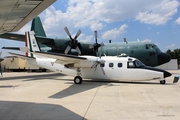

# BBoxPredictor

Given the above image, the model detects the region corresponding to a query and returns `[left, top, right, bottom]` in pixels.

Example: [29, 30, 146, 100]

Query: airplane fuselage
[27, 55, 170, 82]
[44, 39, 170, 67]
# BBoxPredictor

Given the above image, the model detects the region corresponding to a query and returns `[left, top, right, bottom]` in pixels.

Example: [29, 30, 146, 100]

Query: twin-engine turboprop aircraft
[5, 31, 174, 85]
[0, 16, 170, 67]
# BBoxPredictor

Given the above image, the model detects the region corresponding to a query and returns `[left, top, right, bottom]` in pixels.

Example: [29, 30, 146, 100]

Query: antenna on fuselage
[124, 38, 128, 44]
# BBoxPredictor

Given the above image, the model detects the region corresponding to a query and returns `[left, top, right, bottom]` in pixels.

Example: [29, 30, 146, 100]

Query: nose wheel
[74, 76, 83, 84]
[160, 80, 166, 84]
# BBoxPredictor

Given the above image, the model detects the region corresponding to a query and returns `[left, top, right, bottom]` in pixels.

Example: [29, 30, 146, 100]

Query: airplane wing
[3, 46, 87, 65]
[0, 0, 56, 33]
[34, 51, 87, 65]
[0, 33, 54, 43]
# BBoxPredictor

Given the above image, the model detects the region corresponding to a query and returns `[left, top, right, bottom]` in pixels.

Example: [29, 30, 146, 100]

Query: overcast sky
[1, 0, 180, 56]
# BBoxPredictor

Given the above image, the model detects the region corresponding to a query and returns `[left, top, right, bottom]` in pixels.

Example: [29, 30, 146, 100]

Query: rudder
[31, 16, 46, 37]
[25, 31, 41, 53]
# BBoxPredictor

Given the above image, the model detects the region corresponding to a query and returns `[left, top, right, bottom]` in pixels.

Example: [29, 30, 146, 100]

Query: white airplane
[7, 31, 174, 84]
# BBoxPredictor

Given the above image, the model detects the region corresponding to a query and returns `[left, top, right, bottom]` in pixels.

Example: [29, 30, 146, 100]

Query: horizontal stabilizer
[2, 47, 31, 53]
[19, 47, 31, 53]
[173, 75, 180, 83]
[2, 47, 20, 50]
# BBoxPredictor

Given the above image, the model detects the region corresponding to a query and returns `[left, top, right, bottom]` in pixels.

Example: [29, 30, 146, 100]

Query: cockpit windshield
[134, 60, 145, 68]
[145, 44, 161, 53]
[128, 60, 145, 68]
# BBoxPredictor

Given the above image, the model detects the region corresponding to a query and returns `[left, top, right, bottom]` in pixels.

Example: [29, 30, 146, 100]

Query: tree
[166, 49, 180, 64]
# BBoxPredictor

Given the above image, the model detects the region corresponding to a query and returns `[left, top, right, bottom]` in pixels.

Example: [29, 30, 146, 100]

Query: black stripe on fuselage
[128, 66, 172, 78]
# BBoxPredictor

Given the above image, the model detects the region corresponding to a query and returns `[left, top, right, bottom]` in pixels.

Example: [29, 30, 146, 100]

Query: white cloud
[135, 0, 179, 25]
[166, 44, 176, 48]
[41, 0, 179, 36]
[175, 17, 180, 25]
[78, 34, 93, 42]
[156, 32, 160, 34]
[141, 39, 152, 43]
[102, 24, 128, 40]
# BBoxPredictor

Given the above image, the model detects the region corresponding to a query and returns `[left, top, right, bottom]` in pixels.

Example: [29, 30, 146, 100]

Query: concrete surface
[0, 70, 180, 120]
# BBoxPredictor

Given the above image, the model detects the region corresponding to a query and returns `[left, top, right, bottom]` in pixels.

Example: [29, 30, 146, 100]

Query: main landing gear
[160, 80, 166, 84]
[74, 76, 83, 84]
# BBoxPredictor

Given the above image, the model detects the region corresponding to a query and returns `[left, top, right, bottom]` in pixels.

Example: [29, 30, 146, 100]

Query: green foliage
[166, 49, 180, 64]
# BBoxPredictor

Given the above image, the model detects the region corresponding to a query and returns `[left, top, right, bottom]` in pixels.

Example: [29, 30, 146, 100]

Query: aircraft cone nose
[158, 53, 171, 65]
[164, 71, 172, 78]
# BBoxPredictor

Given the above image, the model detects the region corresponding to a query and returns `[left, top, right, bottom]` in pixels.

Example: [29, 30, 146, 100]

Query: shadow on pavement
[0, 100, 86, 120]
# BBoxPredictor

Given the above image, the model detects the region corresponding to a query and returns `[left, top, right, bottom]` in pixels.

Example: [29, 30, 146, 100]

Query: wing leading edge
[34, 51, 87, 65]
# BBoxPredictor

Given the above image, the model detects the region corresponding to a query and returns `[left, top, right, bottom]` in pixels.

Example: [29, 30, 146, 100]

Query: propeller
[93, 31, 101, 56]
[0, 52, 4, 76]
[90, 31, 106, 75]
[64, 27, 82, 55]
[91, 55, 106, 75]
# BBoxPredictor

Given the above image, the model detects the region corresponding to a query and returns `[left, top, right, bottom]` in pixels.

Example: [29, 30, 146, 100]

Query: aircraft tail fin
[25, 31, 41, 57]
[31, 16, 46, 37]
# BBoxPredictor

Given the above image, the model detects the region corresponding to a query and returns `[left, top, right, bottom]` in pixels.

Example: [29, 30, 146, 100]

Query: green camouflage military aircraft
[0, 17, 170, 67]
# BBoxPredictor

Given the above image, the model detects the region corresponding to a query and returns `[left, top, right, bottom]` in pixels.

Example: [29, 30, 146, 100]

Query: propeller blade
[101, 66, 105, 75]
[0, 51, 2, 57]
[64, 27, 73, 40]
[74, 30, 81, 40]
[76, 46, 81, 55]
[91, 62, 98, 68]
[64, 45, 71, 54]
[94, 31, 98, 44]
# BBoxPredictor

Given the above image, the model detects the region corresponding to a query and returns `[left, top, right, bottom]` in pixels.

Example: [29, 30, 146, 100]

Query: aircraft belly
[125, 69, 163, 81]
[81, 67, 164, 82]
[27, 58, 77, 77]
[81, 67, 122, 80]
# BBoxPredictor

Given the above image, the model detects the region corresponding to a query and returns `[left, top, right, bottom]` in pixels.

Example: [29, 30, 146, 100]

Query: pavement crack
[82, 83, 101, 120]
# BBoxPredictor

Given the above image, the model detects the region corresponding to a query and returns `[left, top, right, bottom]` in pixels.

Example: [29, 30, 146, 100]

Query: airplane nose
[158, 53, 171, 65]
[164, 71, 172, 78]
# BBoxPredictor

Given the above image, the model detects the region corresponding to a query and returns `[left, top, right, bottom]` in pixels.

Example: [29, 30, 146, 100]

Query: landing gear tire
[160, 80, 166, 84]
[74, 76, 82, 84]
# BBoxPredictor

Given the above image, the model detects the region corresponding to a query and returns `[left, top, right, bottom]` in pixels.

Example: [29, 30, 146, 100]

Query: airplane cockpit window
[134, 60, 145, 68]
[146, 44, 149, 49]
[128, 60, 145, 68]
[153, 44, 161, 52]
[128, 61, 135, 68]
[109, 63, 114, 67]
[146, 44, 161, 52]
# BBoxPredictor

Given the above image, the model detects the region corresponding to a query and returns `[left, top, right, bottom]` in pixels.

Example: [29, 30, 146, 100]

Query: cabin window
[109, 63, 114, 67]
[100, 63, 105, 67]
[118, 63, 122, 68]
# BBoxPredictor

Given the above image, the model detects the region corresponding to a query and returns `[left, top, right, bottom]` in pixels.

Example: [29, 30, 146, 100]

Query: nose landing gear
[160, 80, 166, 84]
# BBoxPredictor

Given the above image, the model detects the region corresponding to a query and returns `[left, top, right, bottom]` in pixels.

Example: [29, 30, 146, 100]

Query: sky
[1, 0, 180, 57]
